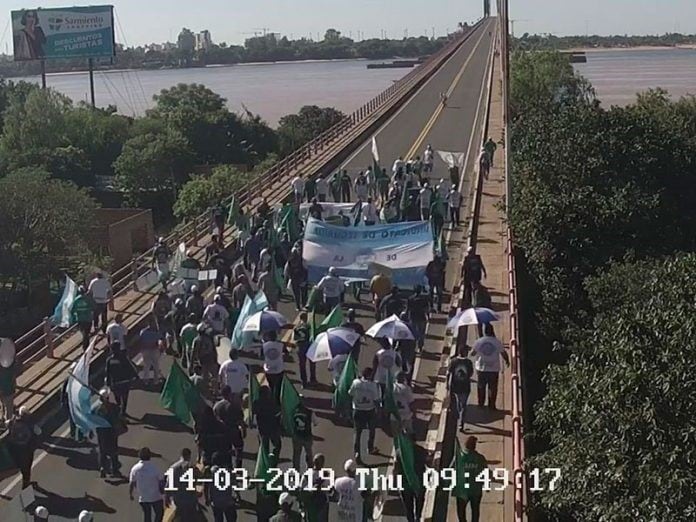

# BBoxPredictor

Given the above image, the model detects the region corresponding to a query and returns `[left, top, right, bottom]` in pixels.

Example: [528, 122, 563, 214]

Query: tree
[0, 168, 98, 295]
[324, 28, 341, 41]
[173, 165, 254, 221]
[277, 105, 345, 156]
[530, 255, 696, 521]
[113, 130, 194, 206]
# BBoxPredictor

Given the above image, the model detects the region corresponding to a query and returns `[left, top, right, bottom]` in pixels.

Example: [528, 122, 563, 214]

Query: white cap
[279, 492, 293, 506]
[191, 285, 199, 293]
[17, 406, 28, 417]
[79, 510, 94, 522]
[329, 267, 337, 276]
[216, 286, 224, 294]
[344, 459, 357, 472]
[35, 506, 49, 518]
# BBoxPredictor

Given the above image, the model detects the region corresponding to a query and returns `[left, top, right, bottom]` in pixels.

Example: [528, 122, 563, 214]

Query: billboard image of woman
[13, 9, 46, 60]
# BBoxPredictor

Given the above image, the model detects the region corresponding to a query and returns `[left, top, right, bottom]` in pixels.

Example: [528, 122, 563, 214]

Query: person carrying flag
[349, 368, 380, 463]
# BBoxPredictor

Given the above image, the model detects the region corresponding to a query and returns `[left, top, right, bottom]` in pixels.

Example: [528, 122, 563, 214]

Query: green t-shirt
[71, 295, 93, 324]
[453, 449, 487, 499]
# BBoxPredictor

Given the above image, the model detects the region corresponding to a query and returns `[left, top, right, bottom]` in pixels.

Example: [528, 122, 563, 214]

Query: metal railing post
[44, 317, 54, 358]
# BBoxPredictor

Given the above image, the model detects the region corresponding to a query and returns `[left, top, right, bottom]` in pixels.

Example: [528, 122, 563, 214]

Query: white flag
[372, 136, 380, 163]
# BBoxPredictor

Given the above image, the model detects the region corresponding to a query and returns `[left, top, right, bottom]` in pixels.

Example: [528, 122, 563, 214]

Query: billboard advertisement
[11, 5, 115, 61]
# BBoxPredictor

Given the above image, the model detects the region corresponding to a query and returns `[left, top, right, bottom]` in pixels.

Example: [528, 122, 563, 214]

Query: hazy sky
[1, 0, 695, 49]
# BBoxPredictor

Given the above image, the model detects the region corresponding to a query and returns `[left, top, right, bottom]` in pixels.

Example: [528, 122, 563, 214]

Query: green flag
[306, 286, 320, 312]
[280, 374, 302, 435]
[226, 197, 240, 226]
[246, 372, 261, 425]
[334, 354, 358, 412]
[371, 136, 383, 181]
[253, 438, 279, 494]
[317, 305, 343, 337]
[309, 309, 318, 342]
[395, 432, 423, 493]
[160, 361, 201, 425]
[383, 370, 399, 420]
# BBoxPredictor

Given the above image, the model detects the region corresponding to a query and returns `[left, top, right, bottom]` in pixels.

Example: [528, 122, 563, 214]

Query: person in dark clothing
[252, 385, 282, 457]
[6, 407, 41, 488]
[270, 493, 302, 522]
[195, 405, 230, 466]
[462, 247, 487, 305]
[206, 451, 239, 522]
[213, 386, 247, 468]
[308, 198, 323, 220]
[396, 313, 417, 384]
[407, 285, 430, 352]
[167, 448, 202, 521]
[186, 287, 205, 322]
[342, 308, 365, 361]
[339, 170, 352, 202]
[284, 247, 308, 311]
[395, 442, 426, 522]
[379, 287, 405, 319]
[447, 344, 474, 432]
[93, 389, 123, 478]
[294, 313, 316, 387]
[291, 398, 315, 471]
[426, 256, 446, 313]
[105, 342, 139, 416]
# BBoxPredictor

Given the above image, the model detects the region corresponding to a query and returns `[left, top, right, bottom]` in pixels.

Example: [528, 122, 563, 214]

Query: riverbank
[567, 44, 696, 52]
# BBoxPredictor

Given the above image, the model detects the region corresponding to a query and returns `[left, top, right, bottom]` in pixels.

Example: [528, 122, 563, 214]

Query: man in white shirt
[392, 156, 405, 176]
[363, 197, 379, 226]
[366, 166, 377, 198]
[438, 178, 452, 198]
[316, 177, 329, 202]
[202, 295, 229, 335]
[218, 349, 249, 403]
[354, 172, 369, 201]
[328, 353, 349, 387]
[334, 459, 364, 522]
[106, 314, 127, 349]
[88, 272, 112, 334]
[471, 324, 509, 410]
[448, 188, 462, 226]
[316, 267, 343, 310]
[262, 331, 285, 402]
[391, 373, 415, 435]
[372, 345, 402, 397]
[348, 367, 380, 462]
[291, 175, 306, 204]
[129, 447, 164, 521]
[423, 145, 434, 173]
[419, 183, 433, 221]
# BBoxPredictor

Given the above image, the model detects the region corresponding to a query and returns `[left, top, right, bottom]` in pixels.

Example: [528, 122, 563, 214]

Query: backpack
[451, 359, 472, 390]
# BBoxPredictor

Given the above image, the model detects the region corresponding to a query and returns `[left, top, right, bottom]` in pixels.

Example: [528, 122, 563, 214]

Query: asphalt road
[0, 19, 494, 522]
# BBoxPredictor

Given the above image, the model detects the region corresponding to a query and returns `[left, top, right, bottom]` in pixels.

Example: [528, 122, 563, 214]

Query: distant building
[177, 28, 196, 52]
[195, 30, 213, 51]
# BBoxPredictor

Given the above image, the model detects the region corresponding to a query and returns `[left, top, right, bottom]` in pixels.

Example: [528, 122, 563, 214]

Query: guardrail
[11, 20, 487, 368]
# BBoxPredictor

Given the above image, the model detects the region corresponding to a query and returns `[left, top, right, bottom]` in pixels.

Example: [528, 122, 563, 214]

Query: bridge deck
[0, 20, 510, 522]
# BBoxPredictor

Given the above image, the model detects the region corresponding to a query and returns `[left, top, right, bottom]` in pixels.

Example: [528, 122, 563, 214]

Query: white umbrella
[366, 315, 415, 341]
[447, 307, 499, 329]
[242, 310, 290, 332]
[307, 327, 361, 363]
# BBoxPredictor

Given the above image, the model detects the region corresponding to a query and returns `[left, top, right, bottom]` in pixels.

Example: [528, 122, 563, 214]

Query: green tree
[530, 255, 696, 521]
[173, 165, 254, 221]
[113, 130, 194, 206]
[0, 168, 98, 295]
[277, 105, 345, 156]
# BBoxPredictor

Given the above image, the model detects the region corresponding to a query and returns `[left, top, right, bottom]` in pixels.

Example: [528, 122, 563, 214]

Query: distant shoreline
[567, 44, 696, 53]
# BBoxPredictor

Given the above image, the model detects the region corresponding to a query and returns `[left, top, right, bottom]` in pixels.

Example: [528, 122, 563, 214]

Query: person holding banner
[363, 197, 379, 226]
[355, 172, 369, 202]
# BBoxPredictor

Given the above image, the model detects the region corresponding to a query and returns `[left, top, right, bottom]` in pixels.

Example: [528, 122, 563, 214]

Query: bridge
[0, 12, 526, 522]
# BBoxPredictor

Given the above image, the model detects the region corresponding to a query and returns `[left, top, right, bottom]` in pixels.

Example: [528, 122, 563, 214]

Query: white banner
[437, 150, 466, 169]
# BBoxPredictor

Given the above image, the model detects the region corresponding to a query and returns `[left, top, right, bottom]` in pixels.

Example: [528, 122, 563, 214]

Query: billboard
[11, 5, 115, 61]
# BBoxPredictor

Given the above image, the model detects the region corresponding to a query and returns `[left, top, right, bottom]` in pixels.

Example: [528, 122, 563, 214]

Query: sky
[1, 0, 695, 50]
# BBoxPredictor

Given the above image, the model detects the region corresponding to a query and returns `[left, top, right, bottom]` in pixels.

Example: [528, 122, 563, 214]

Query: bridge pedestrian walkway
[445, 47, 514, 522]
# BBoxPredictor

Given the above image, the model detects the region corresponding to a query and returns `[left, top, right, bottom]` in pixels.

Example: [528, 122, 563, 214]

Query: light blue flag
[231, 291, 269, 349]
[52, 275, 77, 328]
[67, 340, 110, 436]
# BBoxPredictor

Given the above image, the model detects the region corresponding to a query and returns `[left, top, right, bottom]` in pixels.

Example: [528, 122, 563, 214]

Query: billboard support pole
[88, 58, 96, 107]
[40, 60, 46, 89]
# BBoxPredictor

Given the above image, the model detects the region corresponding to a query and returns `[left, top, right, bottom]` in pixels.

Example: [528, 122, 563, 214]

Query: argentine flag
[231, 291, 269, 349]
[52, 275, 77, 328]
[67, 339, 110, 436]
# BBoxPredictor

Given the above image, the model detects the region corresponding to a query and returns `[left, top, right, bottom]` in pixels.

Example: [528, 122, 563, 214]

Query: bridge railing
[11, 21, 484, 367]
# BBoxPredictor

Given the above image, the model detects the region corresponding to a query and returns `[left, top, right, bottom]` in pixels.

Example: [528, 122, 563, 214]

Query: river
[9, 48, 696, 123]
[11, 59, 407, 125]
[574, 47, 696, 106]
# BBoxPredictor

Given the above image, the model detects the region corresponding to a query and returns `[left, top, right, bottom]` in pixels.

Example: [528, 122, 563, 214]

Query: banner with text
[302, 218, 433, 287]
[12, 6, 115, 61]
